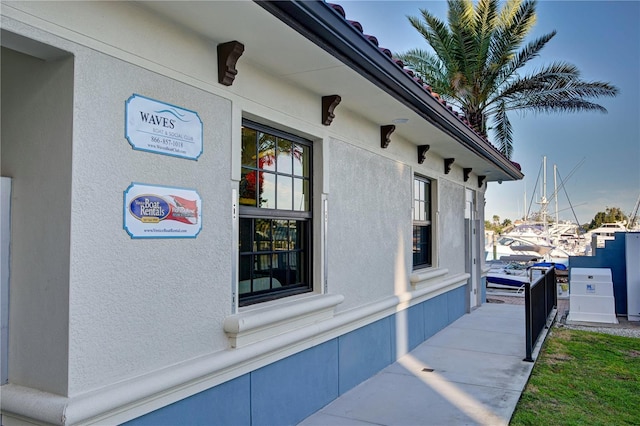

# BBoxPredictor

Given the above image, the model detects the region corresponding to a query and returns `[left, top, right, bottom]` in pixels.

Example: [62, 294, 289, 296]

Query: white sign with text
[125, 94, 203, 160]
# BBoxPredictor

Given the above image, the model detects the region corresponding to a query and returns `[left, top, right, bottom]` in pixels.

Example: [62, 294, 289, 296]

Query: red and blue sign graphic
[124, 183, 201, 238]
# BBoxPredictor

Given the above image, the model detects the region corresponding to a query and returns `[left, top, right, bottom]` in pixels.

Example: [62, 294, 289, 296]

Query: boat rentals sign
[125, 94, 203, 160]
[124, 183, 202, 239]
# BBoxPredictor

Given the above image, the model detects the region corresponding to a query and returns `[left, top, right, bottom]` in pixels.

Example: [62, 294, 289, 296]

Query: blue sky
[338, 0, 640, 225]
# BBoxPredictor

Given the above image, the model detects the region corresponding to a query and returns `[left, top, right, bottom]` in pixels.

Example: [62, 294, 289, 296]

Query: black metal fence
[523, 266, 557, 362]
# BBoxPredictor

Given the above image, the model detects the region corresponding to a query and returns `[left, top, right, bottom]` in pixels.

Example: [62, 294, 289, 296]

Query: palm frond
[493, 100, 513, 158]
[489, 0, 537, 70]
[474, 0, 499, 75]
[496, 0, 522, 28]
[506, 98, 609, 114]
[493, 62, 619, 106]
[408, 10, 455, 69]
[493, 31, 556, 89]
[402, 0, 618, 159]
[395, 49, 451, 95]
[447, 0, 477, 77]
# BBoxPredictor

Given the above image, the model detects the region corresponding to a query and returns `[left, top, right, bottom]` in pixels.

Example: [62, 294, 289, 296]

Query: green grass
[510, 327, 640, 426]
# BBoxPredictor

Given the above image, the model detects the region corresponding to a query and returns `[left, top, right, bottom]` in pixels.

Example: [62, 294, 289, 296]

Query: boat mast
[541, 156, 548, 243]
[554, 164, 559, 224]
[523, 186, 527, 221]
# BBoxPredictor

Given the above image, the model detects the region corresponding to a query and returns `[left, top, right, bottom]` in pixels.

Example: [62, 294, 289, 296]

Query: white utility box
[567, 268, 618, 324]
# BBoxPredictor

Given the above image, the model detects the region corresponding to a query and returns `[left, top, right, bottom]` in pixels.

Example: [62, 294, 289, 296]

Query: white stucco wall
[327, 138, 412, 310]
[1, 47, 73, 395]
[1, 2, 488, 417]
[438, 178, 468, 273]
[67, 50, 233, 396]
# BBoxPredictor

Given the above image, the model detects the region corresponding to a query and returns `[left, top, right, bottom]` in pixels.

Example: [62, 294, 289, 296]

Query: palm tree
[396, 0, 618, 158]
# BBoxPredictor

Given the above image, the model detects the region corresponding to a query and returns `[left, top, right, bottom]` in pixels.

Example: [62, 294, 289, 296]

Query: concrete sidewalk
[299, 303, 540, 426]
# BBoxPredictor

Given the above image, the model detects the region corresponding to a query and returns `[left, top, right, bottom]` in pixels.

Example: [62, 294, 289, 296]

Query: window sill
[409, 267, 449, 289]
[223, 293, 344, 348]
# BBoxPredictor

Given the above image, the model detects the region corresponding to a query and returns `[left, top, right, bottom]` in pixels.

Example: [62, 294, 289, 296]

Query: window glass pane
[258, 132, 276, 172]
[413, 225, 424, 265]
[290, 252, 303, 285]
[424, 181, 431, 221]
[239, 218, 252, 252]
[277, 138, 293, 175]
[293, 143, 309, 177]
[255, 254, 271, 278]
[240, 168, 257, 207]
[413, 225, 431, 266]
[258, 172, 276, 209]
[272, 219, 290, 251]
[424, 225, 432, 264]
[241, 127, 257, 168]
[293, 220, 305, 250]
[414, 179, 420, 202]
[293, 178, 309, 212]
[276, 175, 293, 210]
[255, 219, 271, 251]
[417, 200, 426, 221]
[273, 252, 290, 285]
[239, 255, 252, 293]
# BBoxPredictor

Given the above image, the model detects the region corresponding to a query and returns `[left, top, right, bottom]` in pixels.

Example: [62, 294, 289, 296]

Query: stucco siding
[1, 47, 73, 396]
[438, 178, 467, 273]
[328, 139, 412, 311]
[67, 49, 233, 395]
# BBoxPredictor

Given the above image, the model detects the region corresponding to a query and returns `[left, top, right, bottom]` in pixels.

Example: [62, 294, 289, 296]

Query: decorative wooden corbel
[380, 125, 395, 149]
[417, 145, 430, 164]
[217, 41, 244, 86]
[463, 168, 472, 182]
[444, 158, 455, 174]
[322, 95, 341, 126]
[478, 175, 487, 188]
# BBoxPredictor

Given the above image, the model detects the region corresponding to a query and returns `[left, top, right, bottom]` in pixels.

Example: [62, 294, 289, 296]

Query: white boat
[486, 255, 567, 292]
[498, 221, 588, 260]
[485, 233, 572, 265]
[586, 221, 628, 249]
[486, 259, 533, 290]
[488, 157, 590, 262]
[486, 255, 555, 290]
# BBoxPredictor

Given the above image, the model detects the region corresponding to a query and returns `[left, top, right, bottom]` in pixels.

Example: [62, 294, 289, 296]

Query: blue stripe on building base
[124, 286, 467, 426]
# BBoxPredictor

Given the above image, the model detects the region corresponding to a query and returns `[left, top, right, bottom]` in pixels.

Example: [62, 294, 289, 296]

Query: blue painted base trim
[125, 287, 467, 426]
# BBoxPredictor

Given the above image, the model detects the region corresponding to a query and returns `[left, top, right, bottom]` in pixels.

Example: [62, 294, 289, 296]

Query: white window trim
[409, 267, 448, 289]
[224, 293, 344, 348]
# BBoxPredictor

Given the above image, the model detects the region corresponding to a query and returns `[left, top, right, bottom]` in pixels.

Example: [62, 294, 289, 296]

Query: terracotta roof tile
[348, 20, 363, 33]
[364, 34, 379, 46]
[328, 3, 346, 17]
[379, 47, 393, 58]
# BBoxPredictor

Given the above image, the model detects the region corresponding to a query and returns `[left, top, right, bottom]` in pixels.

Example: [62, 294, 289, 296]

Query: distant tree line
[584, 206, 627, 230]
[485, 215, 512, 234]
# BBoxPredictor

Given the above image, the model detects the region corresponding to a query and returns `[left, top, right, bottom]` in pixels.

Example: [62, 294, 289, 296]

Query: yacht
[586, 222, 628, 249]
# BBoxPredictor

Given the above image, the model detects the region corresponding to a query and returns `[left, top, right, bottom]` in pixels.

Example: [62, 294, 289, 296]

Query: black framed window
[239, 120, 312, 305]
[413, 176, 432, 268]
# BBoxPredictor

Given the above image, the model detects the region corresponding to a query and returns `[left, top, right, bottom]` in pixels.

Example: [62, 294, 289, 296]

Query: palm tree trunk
[465, 110, 487, 137]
